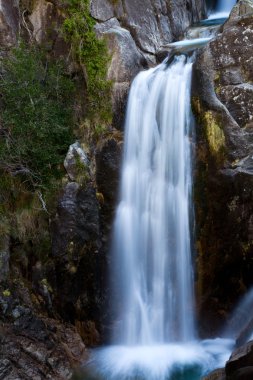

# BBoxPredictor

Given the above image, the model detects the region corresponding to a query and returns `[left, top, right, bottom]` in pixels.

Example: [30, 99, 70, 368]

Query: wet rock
[202, 368, 226, 380]
[226, 341, 253, 377]
[96, 137, 123, 227]
[228, 366, 253, 380]
[0, 0, 19, 48]
[236, 318, 253, 348]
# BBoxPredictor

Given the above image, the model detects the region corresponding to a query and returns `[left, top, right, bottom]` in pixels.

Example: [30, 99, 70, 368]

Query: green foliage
[0, 42, 75, 190]
[62, 0, 112, 127]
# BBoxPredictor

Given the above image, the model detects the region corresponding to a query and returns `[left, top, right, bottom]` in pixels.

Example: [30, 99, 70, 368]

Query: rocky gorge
[1, 0, 253, 379]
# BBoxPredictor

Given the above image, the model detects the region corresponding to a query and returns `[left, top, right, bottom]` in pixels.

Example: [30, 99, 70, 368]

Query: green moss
[2, 289, 11, 297]
[192, 97, 226, 163]
[62, 0, 113, 132]
[203, 111, 226, 157]
[75, 156, 89, 184]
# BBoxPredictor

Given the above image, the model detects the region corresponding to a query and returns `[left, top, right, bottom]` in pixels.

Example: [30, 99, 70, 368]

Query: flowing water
[83, 51, 233, 380]
[112, 56, 195, 346]
[209, 0, 236, 18]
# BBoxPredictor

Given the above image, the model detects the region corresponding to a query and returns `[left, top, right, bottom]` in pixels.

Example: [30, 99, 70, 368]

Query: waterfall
[215, 0, 236, 13]
[85, 52, 233, 380]
[112, 54, 195, 346]
[208, 0, 236, 18]
[85, 33, 235, 380]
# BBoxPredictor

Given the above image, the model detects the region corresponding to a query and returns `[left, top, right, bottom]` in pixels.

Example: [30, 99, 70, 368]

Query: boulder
[64, 142, 90, 182]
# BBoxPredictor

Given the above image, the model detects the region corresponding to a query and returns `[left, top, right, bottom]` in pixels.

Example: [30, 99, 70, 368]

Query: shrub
[0, 42, 75, 190]
[62, 0, 112, 126]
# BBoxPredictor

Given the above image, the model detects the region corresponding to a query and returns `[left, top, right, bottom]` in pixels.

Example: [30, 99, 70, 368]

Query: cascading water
[215, 0, 236, 13]
[208, 0, 236, 18]
[84, 50, 233, 380]
[83, 3, 239, 378]
[113, 55, 195, 345]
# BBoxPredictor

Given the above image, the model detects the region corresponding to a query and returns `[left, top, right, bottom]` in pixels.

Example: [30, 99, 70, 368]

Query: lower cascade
[83, 52, 234, 380]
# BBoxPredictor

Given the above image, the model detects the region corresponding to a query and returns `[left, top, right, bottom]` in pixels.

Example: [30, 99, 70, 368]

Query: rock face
[52, 181, 101, 331]
[193, 0, 253, 334]
[92, 0, 206, 128]
[0, 288, 86, 380]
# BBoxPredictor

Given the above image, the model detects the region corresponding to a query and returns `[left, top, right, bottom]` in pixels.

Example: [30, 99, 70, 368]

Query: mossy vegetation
[62, 0, 113, 131]
[0, 41, 75, 264]
[0, 42, 75, 190]
[203, 111, 226, 157]
[192, 97, 226, 163]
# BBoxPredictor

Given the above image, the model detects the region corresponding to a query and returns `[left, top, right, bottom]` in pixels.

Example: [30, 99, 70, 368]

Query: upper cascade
[210, 0, 236, 18]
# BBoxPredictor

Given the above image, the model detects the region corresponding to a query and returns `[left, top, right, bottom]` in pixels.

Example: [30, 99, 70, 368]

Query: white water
[209, 0, 236, 19]
[224, 288, 253, 340]
[112, 55, 195, 345]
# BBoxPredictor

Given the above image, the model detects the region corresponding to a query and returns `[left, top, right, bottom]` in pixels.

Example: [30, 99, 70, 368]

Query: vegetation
[0, 42, 75, 263]
[0, 42, 75, 190]
[62, 0, 112, 127]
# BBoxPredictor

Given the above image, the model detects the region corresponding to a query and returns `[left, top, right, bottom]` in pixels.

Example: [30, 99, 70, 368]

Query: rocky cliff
[0, 0, 206, 378]
[192, 0, 253, 336]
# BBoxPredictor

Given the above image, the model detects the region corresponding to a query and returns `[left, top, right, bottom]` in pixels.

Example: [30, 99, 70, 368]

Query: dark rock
[156, 49, 170, 63]
[0, 315, 86, 380]
[202, 368, 226, 380]
[95, 136, 123, 339]
[52, 182, 101, 333]
[96, 137, 123, 209]
[236, 318, 253, 348]
[226, 341, 253, 377]
[0, 235, 9, 282]
[229, 366, 253, 380]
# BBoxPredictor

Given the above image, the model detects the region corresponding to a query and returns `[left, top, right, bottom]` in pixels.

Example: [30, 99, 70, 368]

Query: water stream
[112, 56, 195, 346]
[82, 1, 237, 379]
[209, 0, 236, 18]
